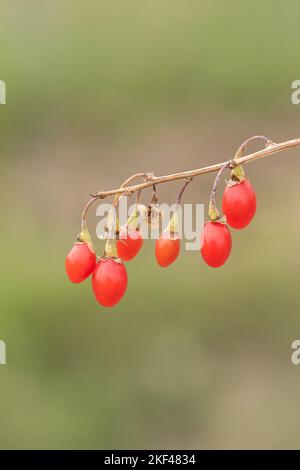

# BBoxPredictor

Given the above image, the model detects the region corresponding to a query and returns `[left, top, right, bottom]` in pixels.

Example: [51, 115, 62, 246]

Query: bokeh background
[1, 0, 300, 449]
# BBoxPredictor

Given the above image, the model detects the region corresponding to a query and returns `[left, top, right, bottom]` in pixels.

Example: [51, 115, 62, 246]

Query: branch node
[124, 187, 134, 197]
[145, 172, 155, 182]
[266, 139, 276, 148]
[228, 159, 236, 169]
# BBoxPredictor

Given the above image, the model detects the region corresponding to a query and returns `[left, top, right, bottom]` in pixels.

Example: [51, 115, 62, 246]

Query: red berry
[201, 221, 232, 268]
[222, 179, 256, 229]
[117, 228, 143, 261]
[155, 233, 180, 267]
[92, 258, 128, 307]
[65, 242, 96, 283]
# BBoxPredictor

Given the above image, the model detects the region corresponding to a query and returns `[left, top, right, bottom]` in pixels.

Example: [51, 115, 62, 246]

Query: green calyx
[165, 207, 179, 234]
[104, 238, 118, 258]
[126, 205, 140, 229]
[208, 201, 220, 222]
[231, 163, 246, 182]
[78, 224, 94, 251]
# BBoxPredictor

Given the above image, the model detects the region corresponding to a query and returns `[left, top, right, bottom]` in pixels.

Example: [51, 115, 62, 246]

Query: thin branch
[176, 177, 193, 204]
[91, 137, 300, 200]
[234, 135, 274, 159]
[81, 172, 147, 228]
[209, 161, 231, 220]
[111, 172, 148, 208]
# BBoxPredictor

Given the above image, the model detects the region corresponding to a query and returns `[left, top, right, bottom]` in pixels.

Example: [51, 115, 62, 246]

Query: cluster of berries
[202, 174, 256, 268]
[66, 161, 256, 308]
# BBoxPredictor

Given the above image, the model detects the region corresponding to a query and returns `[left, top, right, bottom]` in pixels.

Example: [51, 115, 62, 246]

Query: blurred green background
[1, 0, 300, 449]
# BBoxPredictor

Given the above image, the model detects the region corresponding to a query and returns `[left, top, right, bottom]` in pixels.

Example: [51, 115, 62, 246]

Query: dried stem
[90, 137, 300, 200]
[76, 135, 300, 255]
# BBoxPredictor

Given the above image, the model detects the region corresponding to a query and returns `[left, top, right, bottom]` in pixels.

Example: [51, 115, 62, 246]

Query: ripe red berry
[117, 228, 143, 261]
[92, 257, 128, 307]
[201, 221, 232, 268]
[65, 242, 96, 283]
[222, 179, 256, 229]
[155, 233, 180, 267]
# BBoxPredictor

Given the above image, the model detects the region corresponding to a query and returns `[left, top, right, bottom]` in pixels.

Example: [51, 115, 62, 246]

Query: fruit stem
[176, 178, 193, 204]
[80, 173, 147, 253]
[234, 135, 274, 160]
[81, 173, 147, 228]
[150, 184, 158, 205]
[81, 196, 98, 230]
[208, 161, 230, 221]
[104, 175, 149, 259]
[232, 135, 274, 182]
